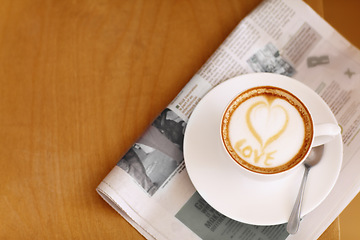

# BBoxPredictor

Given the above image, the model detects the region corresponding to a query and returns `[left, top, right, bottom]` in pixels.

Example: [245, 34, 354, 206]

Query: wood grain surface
[0, 0, 355, 239]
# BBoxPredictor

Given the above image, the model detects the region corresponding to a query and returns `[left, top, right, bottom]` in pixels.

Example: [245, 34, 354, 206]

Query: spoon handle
[286, 167, 310, 234]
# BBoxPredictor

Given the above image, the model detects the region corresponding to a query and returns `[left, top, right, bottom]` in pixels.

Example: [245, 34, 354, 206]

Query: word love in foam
[234, 95, 290, 166]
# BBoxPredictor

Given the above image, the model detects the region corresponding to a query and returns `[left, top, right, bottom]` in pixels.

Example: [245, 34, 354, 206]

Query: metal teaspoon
[286, 145, 325, 234]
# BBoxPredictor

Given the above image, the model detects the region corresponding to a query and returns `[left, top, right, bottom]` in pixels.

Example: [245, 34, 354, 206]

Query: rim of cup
[220, 85, 315, 178]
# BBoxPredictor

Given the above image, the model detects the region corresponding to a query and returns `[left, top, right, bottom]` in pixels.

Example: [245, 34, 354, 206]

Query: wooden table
[1, 0, 354, 239]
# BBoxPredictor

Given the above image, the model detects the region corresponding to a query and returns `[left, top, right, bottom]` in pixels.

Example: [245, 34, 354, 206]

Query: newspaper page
[97, 0, 360, 239]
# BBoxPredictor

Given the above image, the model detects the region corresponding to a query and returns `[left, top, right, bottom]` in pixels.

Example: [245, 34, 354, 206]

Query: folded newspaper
[97, 0, 360, 239]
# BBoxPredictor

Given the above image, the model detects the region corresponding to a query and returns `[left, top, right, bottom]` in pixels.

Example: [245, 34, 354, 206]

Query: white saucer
[183, 73, 343, 225]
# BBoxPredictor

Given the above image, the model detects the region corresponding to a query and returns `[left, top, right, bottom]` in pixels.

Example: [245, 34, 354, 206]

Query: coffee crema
[221, 86, 313, 174]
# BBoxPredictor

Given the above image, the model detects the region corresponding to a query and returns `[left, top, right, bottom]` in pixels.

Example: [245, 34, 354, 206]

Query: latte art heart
[221, 86, 313, 174]
[247, 98, 289, 150]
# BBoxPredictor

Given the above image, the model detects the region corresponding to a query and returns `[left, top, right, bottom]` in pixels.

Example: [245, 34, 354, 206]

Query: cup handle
[313, 123, 341, 147]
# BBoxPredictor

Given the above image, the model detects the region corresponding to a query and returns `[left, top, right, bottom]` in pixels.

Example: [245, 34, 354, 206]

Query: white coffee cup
[220, 84, 340, 179]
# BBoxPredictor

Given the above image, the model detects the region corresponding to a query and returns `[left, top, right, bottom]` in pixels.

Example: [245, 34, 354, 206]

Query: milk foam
[223, 88, 310, 172]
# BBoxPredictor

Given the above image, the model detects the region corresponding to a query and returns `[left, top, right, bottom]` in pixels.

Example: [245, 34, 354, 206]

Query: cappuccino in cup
[221, 86, 314, 175]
